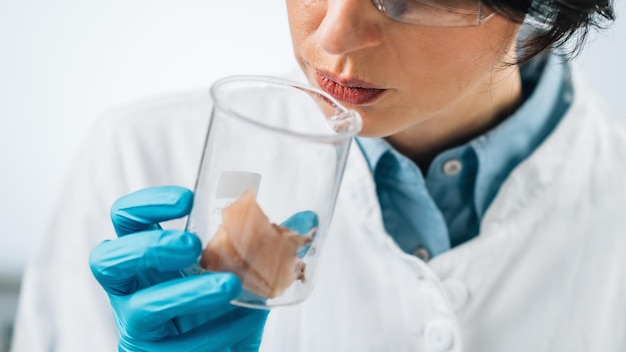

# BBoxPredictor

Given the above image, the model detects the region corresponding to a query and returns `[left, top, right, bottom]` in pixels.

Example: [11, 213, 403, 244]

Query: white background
[0, 0, 625, 279]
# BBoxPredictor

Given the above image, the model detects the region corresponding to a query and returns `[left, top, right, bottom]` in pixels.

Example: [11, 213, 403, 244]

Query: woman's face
[286, 0, 522, 139]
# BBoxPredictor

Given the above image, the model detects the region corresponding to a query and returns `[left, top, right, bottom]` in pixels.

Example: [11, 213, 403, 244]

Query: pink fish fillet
[200, 190, 312, 298]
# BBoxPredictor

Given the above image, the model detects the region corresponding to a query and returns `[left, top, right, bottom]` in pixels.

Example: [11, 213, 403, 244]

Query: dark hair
[483, 0, 616, 63]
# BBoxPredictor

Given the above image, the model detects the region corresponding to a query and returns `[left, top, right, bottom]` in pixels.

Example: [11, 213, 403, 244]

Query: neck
[386, 63, 523, 173]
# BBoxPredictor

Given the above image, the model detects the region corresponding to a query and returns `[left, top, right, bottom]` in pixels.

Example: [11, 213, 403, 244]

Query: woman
[12, 0, 623, 351]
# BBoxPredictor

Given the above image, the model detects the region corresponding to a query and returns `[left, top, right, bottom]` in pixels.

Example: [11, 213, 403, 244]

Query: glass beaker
[184, 75, 362, 309]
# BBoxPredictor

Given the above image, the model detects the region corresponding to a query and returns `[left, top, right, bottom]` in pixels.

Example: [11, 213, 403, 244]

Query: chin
[354, 118, 397, 139]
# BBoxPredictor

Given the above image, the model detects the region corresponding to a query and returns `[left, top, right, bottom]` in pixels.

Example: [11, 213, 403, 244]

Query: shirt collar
[356, 136, 396, 174]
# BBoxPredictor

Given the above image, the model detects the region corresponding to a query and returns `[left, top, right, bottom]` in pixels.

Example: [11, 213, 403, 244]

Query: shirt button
[443, 159, 462, 176]
[424, 320, 455, 351]
[412, 245, 431, 262]
[563, 92, 573, 102]
[442, 279, 469, 311]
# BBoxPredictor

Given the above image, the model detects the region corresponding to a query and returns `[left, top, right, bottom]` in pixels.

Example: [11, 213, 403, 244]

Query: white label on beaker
[211, 171, 262, 216]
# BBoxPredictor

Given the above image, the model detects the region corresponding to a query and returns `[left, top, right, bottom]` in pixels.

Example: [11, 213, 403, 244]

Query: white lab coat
[11, 73, 626, 351]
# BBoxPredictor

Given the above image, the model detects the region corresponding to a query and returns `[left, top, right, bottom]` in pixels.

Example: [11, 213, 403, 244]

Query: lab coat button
[442, 279, 469, 311]
[424, 321, 455, 351]
[443, 159, 462, 175]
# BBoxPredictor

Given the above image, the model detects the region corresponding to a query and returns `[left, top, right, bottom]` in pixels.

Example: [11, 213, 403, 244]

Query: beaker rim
[210, 75, 363, 143]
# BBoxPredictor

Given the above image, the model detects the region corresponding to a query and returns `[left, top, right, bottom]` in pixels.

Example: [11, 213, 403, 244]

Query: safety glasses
[370, 0, 496, 27]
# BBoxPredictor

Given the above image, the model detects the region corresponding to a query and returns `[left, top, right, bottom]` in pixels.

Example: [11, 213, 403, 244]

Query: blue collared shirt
[356, 53, 573, 259]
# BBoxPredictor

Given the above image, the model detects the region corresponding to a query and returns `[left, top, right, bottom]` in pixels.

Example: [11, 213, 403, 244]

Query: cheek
[395, 23, 517, 105]
[378, 36, 478, 119]
[360, 25, 518, 136]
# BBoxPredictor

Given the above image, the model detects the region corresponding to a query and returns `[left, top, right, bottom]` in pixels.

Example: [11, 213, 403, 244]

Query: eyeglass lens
[373, 0, 494, 27]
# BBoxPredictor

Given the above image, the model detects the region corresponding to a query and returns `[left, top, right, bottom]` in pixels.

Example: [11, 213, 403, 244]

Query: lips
[314, 71, 386, 105]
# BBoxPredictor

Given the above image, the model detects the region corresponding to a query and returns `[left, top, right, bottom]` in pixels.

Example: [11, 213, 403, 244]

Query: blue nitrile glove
[90, 186, 266, 352]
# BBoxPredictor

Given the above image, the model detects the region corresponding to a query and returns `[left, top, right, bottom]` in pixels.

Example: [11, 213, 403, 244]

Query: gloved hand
[90, 186, 268, 352]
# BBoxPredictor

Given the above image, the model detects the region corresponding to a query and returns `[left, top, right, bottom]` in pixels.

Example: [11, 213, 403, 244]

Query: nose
[315, 0, 383, 56]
